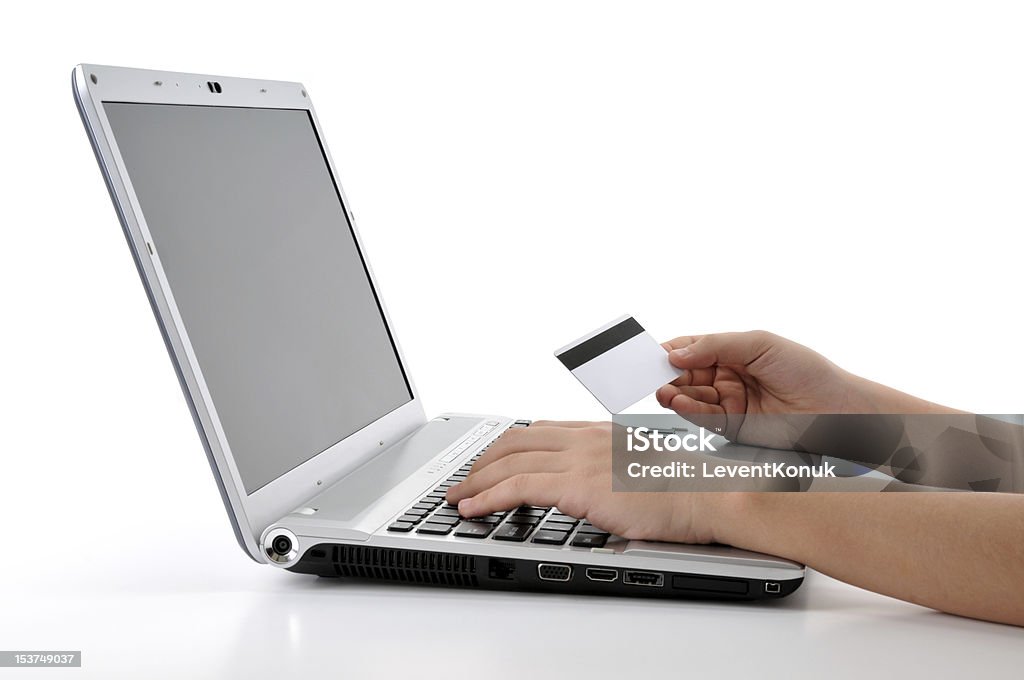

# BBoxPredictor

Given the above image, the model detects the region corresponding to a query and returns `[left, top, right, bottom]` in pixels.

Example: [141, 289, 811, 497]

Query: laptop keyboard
[386, 420, 612, 549]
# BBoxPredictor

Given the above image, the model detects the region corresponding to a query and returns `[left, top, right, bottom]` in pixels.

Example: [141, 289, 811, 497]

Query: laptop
[73, 64, 804, 600]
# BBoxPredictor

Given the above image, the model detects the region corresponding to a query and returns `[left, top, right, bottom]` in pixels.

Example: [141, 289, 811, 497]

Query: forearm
[843, 371, 963, 415]
[713, 492, 1024, 626]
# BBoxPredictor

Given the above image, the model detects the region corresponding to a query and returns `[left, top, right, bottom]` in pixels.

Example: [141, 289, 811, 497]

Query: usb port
[623, 570, 664, 587]
[585, 568, 618, 582]
[765, 582, 781, 594]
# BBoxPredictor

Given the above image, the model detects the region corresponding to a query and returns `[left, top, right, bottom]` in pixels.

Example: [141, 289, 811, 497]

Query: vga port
[537, 563, 572, 581]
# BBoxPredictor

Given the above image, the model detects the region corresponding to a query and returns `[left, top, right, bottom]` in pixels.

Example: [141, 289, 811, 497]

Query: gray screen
[104, 102, 413, 494]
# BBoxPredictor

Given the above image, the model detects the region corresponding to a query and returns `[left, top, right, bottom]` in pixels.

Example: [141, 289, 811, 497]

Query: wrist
[840, 371, 956, 414]
[707, 492, 805, 560]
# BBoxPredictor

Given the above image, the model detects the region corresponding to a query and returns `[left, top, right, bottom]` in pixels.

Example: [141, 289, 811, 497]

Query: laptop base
[287, 543, 804, 601]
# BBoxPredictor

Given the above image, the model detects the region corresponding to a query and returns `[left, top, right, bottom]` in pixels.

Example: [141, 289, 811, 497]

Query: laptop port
[623, 570, 664, 587]
[585, 568, 618, 582]
[765, 582, 781, 594]
[488, 558, 515, 581]
[537, 563, 572, 582]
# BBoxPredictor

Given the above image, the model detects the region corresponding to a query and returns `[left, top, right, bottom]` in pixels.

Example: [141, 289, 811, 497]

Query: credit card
[554, 315, 684, 414]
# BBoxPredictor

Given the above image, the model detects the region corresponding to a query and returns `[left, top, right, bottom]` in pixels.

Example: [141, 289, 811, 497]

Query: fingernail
[670, 348, 692, 360]
[458, 498, 473, 514]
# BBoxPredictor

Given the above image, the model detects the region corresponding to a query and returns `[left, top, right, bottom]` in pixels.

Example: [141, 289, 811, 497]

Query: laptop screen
[103, 102, 413, 495]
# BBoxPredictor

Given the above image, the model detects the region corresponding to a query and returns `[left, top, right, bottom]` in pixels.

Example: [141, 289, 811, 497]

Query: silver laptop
[73, 64, 804, 600]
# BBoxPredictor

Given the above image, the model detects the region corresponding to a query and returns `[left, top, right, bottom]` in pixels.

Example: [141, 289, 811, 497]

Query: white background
[2, 1, 1023, 677]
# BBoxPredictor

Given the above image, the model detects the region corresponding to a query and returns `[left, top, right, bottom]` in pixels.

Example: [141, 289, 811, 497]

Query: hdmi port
[585, 568, 618, 582]
[623, 570, 664, 587]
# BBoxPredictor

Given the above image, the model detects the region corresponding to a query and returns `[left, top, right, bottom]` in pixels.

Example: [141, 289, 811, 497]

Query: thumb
[668, 331, 775, 370]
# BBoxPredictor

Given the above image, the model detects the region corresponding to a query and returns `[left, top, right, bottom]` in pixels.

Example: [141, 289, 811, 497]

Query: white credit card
[554, 315, 684, 414]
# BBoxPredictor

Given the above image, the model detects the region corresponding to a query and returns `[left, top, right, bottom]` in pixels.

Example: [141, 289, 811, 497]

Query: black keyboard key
[506, 515, 541, 525]
[463, 514, 503, 524]
[424, 492, 447, 501]
[453, 522, 494, 538]
[576, 525, 610, 535]
[397, 513, 425, 523]
[412, 502, 437, 512]
[531, 530, 569, 545]
[513, 507, 548, 517]
[539, 521, 577, 533]
[387, 521, 415, 532]
[570, 532, 609, 548]
[425, 514, 460, 526]
[433, 507, 462, 518]
[416, 523, 453, 535]
[549, 513, 579, 523]
[493, 523, 533, 542]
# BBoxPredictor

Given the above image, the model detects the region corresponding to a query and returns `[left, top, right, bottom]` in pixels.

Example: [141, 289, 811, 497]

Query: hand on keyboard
[445, 420, 731, 545]
[388, 421, 611, 547]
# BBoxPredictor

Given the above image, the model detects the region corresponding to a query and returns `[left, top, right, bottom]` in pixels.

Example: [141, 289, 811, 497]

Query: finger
[668, 392, 726, 417]
[667, 331, 775, 369]
[656, 384, 678, 408]
[456, 473, 565, 517]
[662, 335, 703, 351]
[447, 451, 566, 503]
[668, 366, 716, 387]
[657, 384, 719, 409]
[472, 426, 573, 472]
[674, 385, 721, 404]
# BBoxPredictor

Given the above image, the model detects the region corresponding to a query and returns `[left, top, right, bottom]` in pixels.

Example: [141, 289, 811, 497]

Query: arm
[446, 425, 1024, 626]
[657, 331, 1023, 491]
[721, 491, 1024, 626]
[447, 331, 1024, 625]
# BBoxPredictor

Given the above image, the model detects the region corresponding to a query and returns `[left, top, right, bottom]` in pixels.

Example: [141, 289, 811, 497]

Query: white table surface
[4, 518, 1023, 680]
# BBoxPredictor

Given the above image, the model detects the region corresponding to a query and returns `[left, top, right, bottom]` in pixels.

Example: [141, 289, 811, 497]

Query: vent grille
[333, 546, 479, 587]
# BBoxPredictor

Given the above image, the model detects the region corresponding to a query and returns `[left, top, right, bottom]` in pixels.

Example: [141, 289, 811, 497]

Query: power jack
[765, 582, 781, 594]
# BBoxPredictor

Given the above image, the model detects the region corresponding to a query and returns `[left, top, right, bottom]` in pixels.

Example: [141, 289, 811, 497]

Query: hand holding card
[554, 315, 683, 413]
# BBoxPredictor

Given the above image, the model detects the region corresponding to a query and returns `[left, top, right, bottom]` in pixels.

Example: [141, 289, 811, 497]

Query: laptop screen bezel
[74, 64, 427, 562]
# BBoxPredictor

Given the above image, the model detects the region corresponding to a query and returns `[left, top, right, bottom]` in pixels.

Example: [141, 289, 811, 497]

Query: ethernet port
[488, 558, 516, 581]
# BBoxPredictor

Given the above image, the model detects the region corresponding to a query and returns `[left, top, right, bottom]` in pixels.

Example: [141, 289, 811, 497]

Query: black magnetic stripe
[556, 317, 645, 371]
